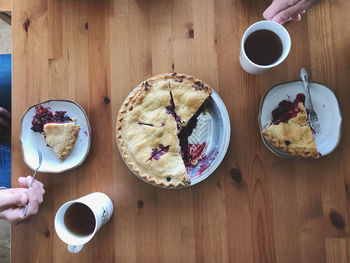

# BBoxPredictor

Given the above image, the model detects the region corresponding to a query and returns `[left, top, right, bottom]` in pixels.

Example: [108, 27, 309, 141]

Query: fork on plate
[300, 68, 321, 134]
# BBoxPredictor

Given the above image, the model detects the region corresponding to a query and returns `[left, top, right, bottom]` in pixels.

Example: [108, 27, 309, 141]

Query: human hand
[0, 107, 11, 134]
[263, 0, 320, 24]
[0, 176, 45, 224]
[0, 188, 28, 224]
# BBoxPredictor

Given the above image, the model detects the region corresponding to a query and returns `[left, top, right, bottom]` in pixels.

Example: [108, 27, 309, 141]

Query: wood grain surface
[11, 0, 350, 262]
[0, 0, 10, 12]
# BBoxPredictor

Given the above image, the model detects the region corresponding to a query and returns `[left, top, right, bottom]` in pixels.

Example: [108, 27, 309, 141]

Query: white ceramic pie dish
[117, 90, 231, 189]
[20, 100, 91, 173]
[259, 81, 342, 158]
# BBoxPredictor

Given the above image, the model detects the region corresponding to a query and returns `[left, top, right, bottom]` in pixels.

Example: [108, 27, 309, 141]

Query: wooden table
[11, 0, 350, 262]
[0, 0, 10, 12]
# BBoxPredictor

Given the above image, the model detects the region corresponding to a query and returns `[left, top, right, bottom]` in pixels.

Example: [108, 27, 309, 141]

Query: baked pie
[31, 105, 80, 160]
[261, 93, 319, 159]
[116, 73, 212, 187]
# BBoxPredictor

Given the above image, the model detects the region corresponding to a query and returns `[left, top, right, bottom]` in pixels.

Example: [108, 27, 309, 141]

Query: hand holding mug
[263, 0, 321, 24]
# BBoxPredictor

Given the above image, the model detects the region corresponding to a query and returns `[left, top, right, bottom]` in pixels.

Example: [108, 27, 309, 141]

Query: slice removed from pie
[261, 93, 319, 159]
[44, 122, 80, 161]
[117, 73, 212, 187]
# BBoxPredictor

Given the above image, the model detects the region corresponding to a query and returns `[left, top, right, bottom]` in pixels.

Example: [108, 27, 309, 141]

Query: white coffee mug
[54, 192, 114, 253]
[239, 20, 291, 74]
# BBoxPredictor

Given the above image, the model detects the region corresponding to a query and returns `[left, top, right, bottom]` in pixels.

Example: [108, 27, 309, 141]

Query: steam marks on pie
[31, 105, 80, 161]
[116, 73, 213, 187]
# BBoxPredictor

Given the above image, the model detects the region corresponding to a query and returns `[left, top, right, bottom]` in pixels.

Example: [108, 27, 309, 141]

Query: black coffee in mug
[244, 29, 283, 66]
[64, 203, 96, 236]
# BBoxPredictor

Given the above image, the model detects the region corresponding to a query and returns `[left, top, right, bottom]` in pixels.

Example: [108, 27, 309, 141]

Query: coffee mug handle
[67, 244, 84, 253]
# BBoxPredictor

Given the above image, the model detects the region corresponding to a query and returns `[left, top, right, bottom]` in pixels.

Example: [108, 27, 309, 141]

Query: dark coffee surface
[64, 203, 96, 236]
[244, 29, 283, 66]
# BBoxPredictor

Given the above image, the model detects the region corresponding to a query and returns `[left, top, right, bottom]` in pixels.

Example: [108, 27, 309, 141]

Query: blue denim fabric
[0, 54, 11, 188]
[0, 142, 11, 188]
[0, 54, 11, 111]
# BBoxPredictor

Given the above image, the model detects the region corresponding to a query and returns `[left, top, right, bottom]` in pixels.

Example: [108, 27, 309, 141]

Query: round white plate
[117, 90, 231, 189]
[259, 81, 342, 158]
[21, 100, 91, 173]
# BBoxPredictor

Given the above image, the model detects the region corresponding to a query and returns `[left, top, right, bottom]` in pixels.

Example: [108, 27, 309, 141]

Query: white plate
[21, 100, 91, 173]
[117, 90, 231, 189]
[259, 81, 342, 158]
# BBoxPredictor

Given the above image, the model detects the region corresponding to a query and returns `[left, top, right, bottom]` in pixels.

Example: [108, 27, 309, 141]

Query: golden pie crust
[44, 122, 80, 161]
[262, 102, 319, 159]
[116, 73, 212, 187]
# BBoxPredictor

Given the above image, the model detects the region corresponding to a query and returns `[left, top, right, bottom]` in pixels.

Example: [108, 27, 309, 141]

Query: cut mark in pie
[165, 85, 182, 127]
[262, 93, 320, 159]
[138, 122, 154, 127]
[31, 105, 80, 161]
[116, 73, 212, 187]
[149, 144, 170, 161]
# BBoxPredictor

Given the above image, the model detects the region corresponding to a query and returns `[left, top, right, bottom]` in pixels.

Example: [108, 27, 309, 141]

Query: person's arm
[263, 0, 320, 24]
[0, 176, 45, 224]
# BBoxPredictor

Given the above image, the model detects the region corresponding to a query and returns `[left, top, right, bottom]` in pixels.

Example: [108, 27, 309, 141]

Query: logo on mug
[101, 206, 109, 226]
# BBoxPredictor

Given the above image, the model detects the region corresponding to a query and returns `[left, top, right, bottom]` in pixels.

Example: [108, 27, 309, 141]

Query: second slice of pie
[262, 93, 319, 159]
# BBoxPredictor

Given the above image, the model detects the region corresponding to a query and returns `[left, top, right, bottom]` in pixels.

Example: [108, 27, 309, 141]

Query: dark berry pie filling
[178, 102, 207, 167]
[186, 143, 207, 167]
[31, 105, 73, 133]
[272, 93, 305, 125]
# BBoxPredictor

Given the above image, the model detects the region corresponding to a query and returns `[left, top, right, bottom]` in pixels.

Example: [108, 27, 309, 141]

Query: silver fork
[300, 68, 321, 134]
[23, 149, 43, 217]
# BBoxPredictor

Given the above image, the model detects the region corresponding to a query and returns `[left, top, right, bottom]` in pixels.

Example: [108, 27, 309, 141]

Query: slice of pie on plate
[31, 105, 80, 161]
[116, 73, 212, 187]
[261, 93, 319, 159]
[44, 122, 80, 161]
